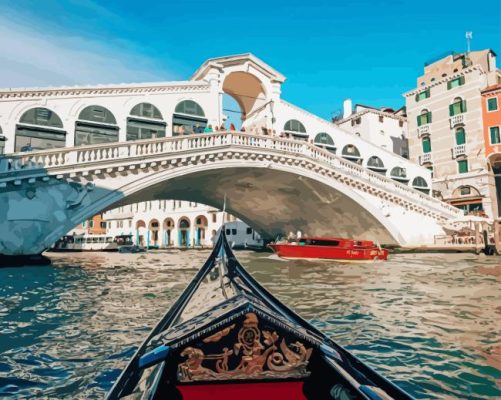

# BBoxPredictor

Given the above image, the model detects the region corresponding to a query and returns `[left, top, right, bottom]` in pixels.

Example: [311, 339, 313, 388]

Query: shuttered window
[422, 137, 431, 153]
[455, 128, 466, 145]
[458, 160, 468, 174]
[447, 76, 465, 90]
[490, 127, 501, 144]
[417, 111, 432, 126]
[487, 98, 498, 111]
[449, 100, 467, 116]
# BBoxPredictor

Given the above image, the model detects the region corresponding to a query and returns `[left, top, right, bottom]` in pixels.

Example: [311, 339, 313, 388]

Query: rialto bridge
[0, 131, 462, 256]
[0, 54, 462, 256]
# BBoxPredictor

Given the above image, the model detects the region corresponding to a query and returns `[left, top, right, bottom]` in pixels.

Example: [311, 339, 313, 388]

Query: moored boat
[268, 237, 389, 261]
[106, 232, 411, 399]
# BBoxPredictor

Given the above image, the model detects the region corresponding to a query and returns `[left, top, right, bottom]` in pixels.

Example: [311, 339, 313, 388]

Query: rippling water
[0, 250, 500, 399]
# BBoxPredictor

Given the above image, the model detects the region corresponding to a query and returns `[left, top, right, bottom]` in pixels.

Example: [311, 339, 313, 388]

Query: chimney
[343, 99, 352, 119]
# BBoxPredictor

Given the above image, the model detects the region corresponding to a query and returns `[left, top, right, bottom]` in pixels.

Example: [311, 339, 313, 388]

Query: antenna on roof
[465, 32, 473, 54]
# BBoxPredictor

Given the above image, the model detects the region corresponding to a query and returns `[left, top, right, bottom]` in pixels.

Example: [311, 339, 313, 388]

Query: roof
[335, 106, 407, 124]
[191, 53, 286, 83]
[482, 84, 501, 95]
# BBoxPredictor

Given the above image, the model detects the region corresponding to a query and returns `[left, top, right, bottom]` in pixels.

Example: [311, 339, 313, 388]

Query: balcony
[452, 144, 466, 158]
[417, 124, 431, 138]
[450, 113, 465, 128]
[419, 153, 432, 165]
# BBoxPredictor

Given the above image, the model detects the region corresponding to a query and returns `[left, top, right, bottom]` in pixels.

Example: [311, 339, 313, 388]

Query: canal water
[0, 250, 500, 399]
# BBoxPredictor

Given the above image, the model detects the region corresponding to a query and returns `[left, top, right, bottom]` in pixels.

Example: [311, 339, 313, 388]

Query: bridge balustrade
[0, 131, 461, 218]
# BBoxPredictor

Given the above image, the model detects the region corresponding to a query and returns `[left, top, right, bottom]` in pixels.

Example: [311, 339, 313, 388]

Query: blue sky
[0, 0, 499, 121]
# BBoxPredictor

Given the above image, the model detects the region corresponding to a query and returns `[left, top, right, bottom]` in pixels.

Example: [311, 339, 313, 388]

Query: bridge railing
[0, 131, 461, 218]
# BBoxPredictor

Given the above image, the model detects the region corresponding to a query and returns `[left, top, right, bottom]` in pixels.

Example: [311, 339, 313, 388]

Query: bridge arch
[15, 107, 66, 152]
[127, 102, 166, 141]
[75, 105, 119, 146]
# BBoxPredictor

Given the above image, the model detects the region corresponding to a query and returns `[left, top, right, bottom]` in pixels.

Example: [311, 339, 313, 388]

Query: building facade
[335, 99, 409, 159]
[404, 50, 501, 218]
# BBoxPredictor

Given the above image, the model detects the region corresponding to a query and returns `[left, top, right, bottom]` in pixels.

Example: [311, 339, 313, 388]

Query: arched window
[0, 125, 6, 155]
[173, 100, 207, 136]
[455, 128, 466, 145]
[15, 107, 66, 152]
[417, 109, 432, 126]
[367, 156, 386, 174]
[422, 137, 431, 153]
[341, 144, 361, 162]
[449, 97, 467, 116]
[390, 166, 409, 183]
[283, 119, 308, 140]
[412, 176, 430, 194]
[75, 105, 118, 146]
[179, 218, 190, 229]
[127, 103, 166, 141]
[313, 132, 336, 153]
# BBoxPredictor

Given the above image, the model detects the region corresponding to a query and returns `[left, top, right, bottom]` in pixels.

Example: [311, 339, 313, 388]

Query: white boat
[49, 234, 134, 252]
[218, 221, 265, 250]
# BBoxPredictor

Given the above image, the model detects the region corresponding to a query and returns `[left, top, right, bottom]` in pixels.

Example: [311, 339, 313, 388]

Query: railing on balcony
[417, 124, 431, 138]
[0, 131, 462, 218]
[453, 144, 466, 158]
[450, 113, 465, 128]
[420, 153, 432, 164]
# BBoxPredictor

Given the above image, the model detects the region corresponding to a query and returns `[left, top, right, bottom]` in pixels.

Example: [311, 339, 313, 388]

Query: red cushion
[177, 381, 306, 400]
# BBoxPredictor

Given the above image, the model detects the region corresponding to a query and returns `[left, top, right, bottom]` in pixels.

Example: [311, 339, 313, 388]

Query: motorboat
[106, 232, 411, 399]
[268, 237, 388, 262]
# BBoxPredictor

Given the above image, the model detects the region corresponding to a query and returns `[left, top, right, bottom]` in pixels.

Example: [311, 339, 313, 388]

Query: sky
[0, 0, 500, 121]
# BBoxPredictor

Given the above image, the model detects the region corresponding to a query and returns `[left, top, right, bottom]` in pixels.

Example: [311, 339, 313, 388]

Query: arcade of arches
[134, 215, 210, 247]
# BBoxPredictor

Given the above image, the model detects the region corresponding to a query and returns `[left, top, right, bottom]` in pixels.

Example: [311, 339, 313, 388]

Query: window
[173, 100, 207, 135]
[427, 166, 433, 178]
[449, 98, 467, 116]
[283, 119, 308, 140]
[458, 160, 468, 174]
[313, 132, 335, 153]
[390, 167, 408, 182]
[75, 105, 118, 146]
[100, 222, 106, 229]
[422, 137, 431, 153]
[460, 186, 471, 195]
[455, 128, 466, 145]
[416, 89, 430, 102]
[488, 98, 498, 112]
[490, 127, 501, 144]
[379, 115, 384, 123]
[367, 156, 385, 172]
[89, 220, 94, 228]
[246, 227, 252, 234]
[417, 110, 432, 126]
[412, 176, 429, 194]
[341, 144, 361, 160]
[15, 107, 66, 152]
[232, 229, 237, 235]
[226, 228, 231, 235]
[447, 76, 465, 90]
[127, 103, 166, 141]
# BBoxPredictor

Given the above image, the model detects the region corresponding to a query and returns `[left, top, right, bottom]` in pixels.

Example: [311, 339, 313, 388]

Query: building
[404, 49, 501, 217]
[335, 99, 409, 158]
[482, 84, 501, 214]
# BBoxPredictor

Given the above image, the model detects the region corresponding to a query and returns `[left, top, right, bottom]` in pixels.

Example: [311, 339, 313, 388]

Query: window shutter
[449, 104, 454, 116]
[462, 100, 467, 112]
[417, 116, 421, 127]
[447, 81, 452, 90]
[428, 112, 432, 123]
[459, 76, 465, 85]
[415, 93, 419, 102]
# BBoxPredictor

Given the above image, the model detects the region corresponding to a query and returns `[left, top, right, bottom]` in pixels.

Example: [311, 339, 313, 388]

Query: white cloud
[0, 15, 175, 89]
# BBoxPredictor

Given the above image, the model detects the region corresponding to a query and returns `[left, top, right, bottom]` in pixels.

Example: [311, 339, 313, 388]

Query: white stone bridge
[0, 132, 461, 256]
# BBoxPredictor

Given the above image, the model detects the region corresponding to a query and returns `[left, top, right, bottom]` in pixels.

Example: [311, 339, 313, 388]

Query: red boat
[268, 237, 388, 261]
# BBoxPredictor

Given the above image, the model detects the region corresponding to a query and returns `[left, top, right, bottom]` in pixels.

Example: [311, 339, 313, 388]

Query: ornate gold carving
[177, 313, 312, 382]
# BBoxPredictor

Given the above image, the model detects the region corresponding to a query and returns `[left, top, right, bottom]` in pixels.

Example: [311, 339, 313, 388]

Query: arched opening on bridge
[390, 166, 409, 184]
[367, 156, 386, 174]
[313, 132, 336, 154]
[172, 100, 207, 136]
[149, 219, 160, 247]
[163, 218, 174, 247]
[412, 176, 430, 195]
[178, 217, 191, 247]
[75, 105, 119, 146]
[15, 107, 66, 152]
[342, 144, 362, 163]
[136, 220, 146, 246]
[0, 125, 5, 155]
[127, 103, 166, 141]
[283, 119, 308, 141]
[195, 215, 208, 246]
[222, 71, 268, 133]
[450, 185, 483, 214]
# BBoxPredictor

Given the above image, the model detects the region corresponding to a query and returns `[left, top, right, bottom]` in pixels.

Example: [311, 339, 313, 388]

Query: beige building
[404, 49, 501, 218]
